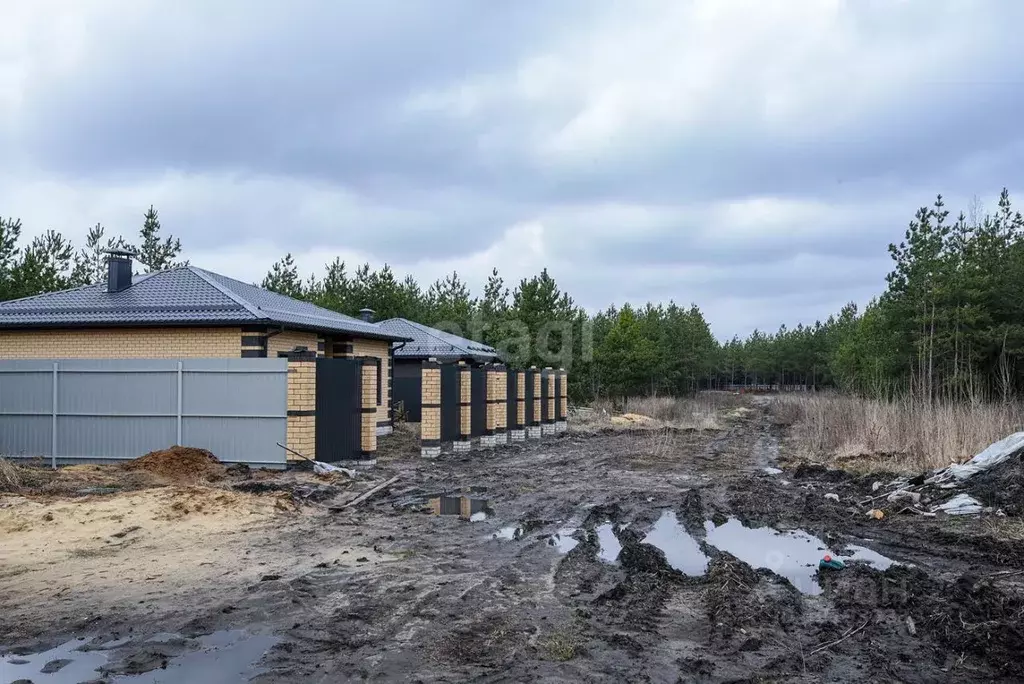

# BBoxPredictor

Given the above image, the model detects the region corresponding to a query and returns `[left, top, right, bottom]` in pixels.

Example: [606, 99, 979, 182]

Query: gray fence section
[0, 358, 288, 468]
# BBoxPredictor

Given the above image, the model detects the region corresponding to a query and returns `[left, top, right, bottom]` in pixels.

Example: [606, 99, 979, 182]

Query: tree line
[6, 189, 1024, 403]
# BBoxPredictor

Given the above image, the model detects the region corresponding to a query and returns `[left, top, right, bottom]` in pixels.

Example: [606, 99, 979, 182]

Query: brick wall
[267, 330, 320, 358]
[421, 363, 441, 444]
[516, 371, 526, 427]
[360, 359, 378, 456]
[460, 364, 472, 438]
[286, 355, 317, 461]
[0, 327, 242, 359]
[531, 367, 542, 424]
[351, 339, 391, 428]
[545, 367, 556, 423]
[559, 368, 569, 420]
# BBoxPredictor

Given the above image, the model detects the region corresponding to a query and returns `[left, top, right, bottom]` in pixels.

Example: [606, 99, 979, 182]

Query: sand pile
[123, 446, 226, 483]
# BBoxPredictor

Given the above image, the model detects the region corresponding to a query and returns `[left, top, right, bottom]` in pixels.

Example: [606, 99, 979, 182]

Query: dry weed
[578, 394, 730, 433]
[0, 456, 21, 491]
[773, 394, 1024, 472]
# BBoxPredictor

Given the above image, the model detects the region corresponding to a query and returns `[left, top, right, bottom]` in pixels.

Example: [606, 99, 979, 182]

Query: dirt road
[3, 401, 1024, 682]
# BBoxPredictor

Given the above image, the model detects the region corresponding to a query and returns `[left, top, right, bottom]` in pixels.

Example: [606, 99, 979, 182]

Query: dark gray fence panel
[0, 358, 287, 468]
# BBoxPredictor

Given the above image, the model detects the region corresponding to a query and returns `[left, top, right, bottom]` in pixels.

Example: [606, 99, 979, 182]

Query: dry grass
[574, 393, 739, 433]
[772, 394, 1024, 472]
[0, 456, 21, 491]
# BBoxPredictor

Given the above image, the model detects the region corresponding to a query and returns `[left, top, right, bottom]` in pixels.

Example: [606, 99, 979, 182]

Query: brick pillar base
[510, 429, 526, 441]
[421, 446, 441, 459]
[541, 423, 555, 436]
[453, 439, 471, 453]
[527, 426, 542, 439]
[376, 425, 393, 436]
[556, 421, 568, 433]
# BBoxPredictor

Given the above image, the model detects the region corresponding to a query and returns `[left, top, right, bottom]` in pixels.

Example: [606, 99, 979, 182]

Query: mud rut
[7, 404, 1024, 683]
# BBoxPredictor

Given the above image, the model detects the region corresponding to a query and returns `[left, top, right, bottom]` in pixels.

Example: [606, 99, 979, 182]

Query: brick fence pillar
[494, 365, 508, 446]
[510, 370, 526, 441]
[454, 362, 472, 453]
[527, 366, 542, 438]
[557, 367, 569, 433]
[359, 358, 378, 464]
[285, 348, 317, 463]
[542, 367, 556, 436]
[421, 359, 442, 458]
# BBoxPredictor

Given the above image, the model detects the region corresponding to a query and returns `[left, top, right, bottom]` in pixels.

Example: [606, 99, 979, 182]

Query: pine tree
[261, 253, 305, 299]
[134, 206, 184, 272]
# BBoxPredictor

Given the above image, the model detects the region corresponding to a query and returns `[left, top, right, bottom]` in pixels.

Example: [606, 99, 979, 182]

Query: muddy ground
[3, 400, 1024, 683]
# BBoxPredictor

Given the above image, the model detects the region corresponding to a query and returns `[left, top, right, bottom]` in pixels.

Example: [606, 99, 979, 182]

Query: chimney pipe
[104, 249, 135, 293]
[358, 307, 375, 323]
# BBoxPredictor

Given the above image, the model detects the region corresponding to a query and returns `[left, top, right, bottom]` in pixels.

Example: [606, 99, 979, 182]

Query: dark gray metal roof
[377, 318, 500, 361]
[0, 266, 411, 341]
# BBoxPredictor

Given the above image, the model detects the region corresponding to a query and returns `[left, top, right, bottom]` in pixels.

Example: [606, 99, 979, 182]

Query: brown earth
[3, 400, 1024, 682]
[122, 445, 227, 482]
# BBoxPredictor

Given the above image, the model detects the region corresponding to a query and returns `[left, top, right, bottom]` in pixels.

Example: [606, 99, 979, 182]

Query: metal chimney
[358, 307, 375, 322]
[104, 249, 135, 293]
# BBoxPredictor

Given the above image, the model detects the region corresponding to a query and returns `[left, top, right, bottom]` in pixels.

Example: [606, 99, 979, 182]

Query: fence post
[176, 360, 184, 445]
[51, 362, 58, 469]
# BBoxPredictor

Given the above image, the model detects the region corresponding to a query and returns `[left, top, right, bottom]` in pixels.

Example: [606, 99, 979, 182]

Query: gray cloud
[3, 0, 1024, 338]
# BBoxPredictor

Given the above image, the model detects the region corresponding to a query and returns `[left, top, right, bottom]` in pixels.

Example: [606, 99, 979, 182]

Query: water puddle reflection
[704, 518, 898, 595]
[427, 496, 490, 521]
[549, 528, 580, 554]
[642, 511, 709, 576]
[596, 523, 621, 563]
[1, 630, 278, 684]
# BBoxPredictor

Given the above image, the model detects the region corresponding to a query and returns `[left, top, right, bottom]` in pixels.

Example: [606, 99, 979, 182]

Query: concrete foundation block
[510, 429, 526, 441]
[541, 423, 554, 436]
[526, 426, 542, 439]
[556, 421, 568, 433]
[376, 425, 393, 436]
[495, 431, 508, 445]
[453, 440, 471, 453]
[354, 458, 378, 467]
[420, 446, 441, 459]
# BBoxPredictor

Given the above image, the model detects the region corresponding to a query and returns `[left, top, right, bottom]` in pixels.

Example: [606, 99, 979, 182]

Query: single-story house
[0, 251, 411, 436]
[376, 317, 501, 422]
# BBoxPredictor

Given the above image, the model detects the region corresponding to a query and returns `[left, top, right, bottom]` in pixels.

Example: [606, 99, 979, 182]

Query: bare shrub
[774, 394, 1024, 472]
[0, 456, 21, 491]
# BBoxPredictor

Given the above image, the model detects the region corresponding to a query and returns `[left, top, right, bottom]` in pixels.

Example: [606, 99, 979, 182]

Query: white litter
[932, 494, 984, 516]
[313, 461, 357, 478]
[763, 467, 783, 475]
[824, 493, 840, 502]
[928, 432, 1024, 483]
[887, 490, 921, 505]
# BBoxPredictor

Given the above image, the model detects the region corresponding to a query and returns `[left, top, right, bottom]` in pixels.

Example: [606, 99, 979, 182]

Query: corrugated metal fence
[0, 358, 288, 468]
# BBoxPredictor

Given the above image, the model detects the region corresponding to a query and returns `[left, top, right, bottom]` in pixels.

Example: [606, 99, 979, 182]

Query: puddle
[549, 528, 580, 554]
[596, 523, 621, 563]
[427, 495, 490, 521]
[704, 518, 898, 595]
[1, 638, 108, 684]
[115, 630, 278, 683]
[704, 518, 829, 594]
[841, 545, 897, 571]
[1, 630, 278, 684]
[642, 511, 709, 576]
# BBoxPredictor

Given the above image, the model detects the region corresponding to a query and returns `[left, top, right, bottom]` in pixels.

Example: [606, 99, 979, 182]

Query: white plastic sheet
[932, 493, 984, 516]
[928, 432, 1024, 483]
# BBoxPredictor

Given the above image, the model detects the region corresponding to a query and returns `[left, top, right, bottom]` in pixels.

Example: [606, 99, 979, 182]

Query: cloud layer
[3, 0, 1023, 338]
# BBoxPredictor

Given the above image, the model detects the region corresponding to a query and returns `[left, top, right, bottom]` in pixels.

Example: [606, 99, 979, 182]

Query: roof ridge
[187, 266, 263, 319]
[393, 317, 492, 354]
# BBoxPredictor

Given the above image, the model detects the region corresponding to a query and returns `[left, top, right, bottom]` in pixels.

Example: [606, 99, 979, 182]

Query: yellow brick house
[0, 252, 411, 454]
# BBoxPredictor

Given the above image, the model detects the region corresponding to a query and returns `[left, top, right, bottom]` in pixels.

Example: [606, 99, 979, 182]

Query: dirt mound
[123, 446, 226, 483]
[965, 451, 1024, 515]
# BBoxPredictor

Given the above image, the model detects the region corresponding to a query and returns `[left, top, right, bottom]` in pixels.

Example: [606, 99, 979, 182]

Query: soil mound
[965, 451, 1024, 515]
[123, 446, 226, 483]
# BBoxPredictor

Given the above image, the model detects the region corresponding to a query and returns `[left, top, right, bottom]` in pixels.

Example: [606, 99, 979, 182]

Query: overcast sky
[2, 1, 1023, 339]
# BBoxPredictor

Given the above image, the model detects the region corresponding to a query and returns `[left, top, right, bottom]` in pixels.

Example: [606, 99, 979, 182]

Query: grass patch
[771, 394, 1024, 473]
[539, 627, 586, 661]
[0, 456, 22, 491]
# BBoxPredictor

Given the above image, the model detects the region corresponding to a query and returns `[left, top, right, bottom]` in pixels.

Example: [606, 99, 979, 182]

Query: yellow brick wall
[267, 330, 319, 358]
[532, 369, 542, 423]
[421, 366, 441, 441]
[494, 368, 507, 431]
[546, 367, 556, 422]
[0, 327, 242, 359]
[286, 358, 316, 461]
[560, 369, 568, 419]
[351, 339, 391, 426]
[516, 371, 526, 427]
[361, 361, 378, 454]
[485, 369, 496, 431]
[460, 365, 472, 436]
